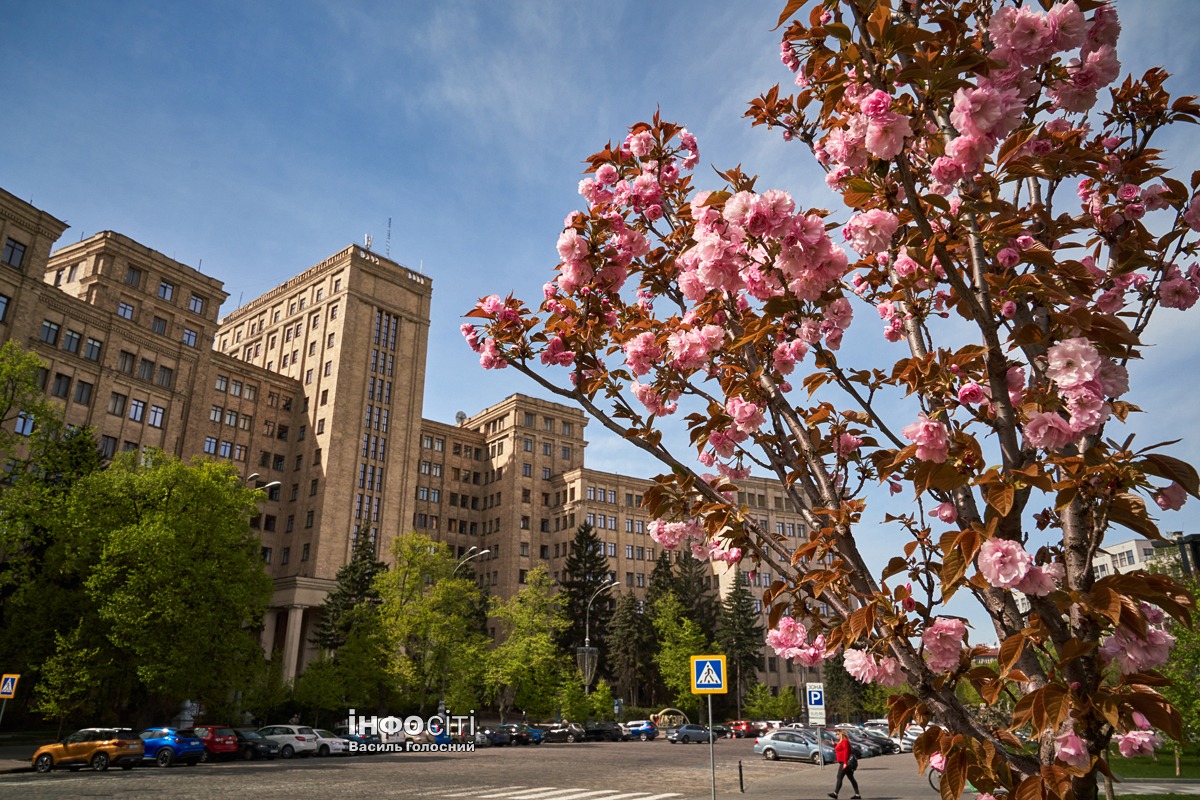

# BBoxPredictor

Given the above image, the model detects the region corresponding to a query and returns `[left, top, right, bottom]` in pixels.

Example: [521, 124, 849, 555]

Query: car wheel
[811, 752, 823, 765]
[681, 736, 690, 744]
[91, 752, 111, 772]
[318, 745, 330, 757]
[281, 744, 294, 759]
[201, 749, 211, 763]
[566, 734, 576, 743]
[763, 747, 778, 761]
[34, 753, 53, 773]
[639, 733, 648, 742]
[155, 748, 174, 768]
[243, 748, 255, 761]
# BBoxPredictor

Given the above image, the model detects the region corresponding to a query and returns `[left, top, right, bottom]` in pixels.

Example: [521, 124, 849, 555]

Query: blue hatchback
[139, 728, 206, 767]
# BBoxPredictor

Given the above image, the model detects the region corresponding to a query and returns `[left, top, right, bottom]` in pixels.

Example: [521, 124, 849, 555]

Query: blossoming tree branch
[464, 1, 1200, 797]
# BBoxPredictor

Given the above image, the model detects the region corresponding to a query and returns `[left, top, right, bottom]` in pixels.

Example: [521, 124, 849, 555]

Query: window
[607, 543, 616, 557]
[262, 547, 272, 564]
[137, 359, 155, 381]
[316, 418, 325, 434]
[204, 437, 218, 454]
[125, 266, 142, 287]
[301, 544, 310, 561]
[305, 369, 313, 384]
[148, 405, 164, 428]
[156, 366, 173, 388]
[108, 393, 127, 416]
[280, 547, 290, 565]
[14, 411, 34, 436]
[99, 435, 117, 458]
[543, 442, 552, 456]
[0, 294, 10, 323]
[219, 440, 232, 458]
[2, 239, 26, 269]
[73, 381, 93, 405]
[542, 467, 551, 480]
[49, 373, 71, 398]
[182, 328, 197, 347]
[81, 337, 101, 361]
[158, 280, 175, 301]
[324, 361, 332, 376]
[116, 351, 135, 374]
[128, 399, 145, 422]
[626, 545, 634, 559]
[327, 333, 335, 349]
[117, 302, 135, 320]
[306, 510, 314, 528]
[562, 422, 573, 436]
[151, 316, 168, 335]
[62, 330, 81, 354]
[39, 320, 60, 345]
[330, 304, 339, 320]
[523, 437, 533, 452]
[189, 294, 205, 314]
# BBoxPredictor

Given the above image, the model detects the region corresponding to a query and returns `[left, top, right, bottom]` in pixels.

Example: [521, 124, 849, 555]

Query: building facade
[3, 186, 805, 695]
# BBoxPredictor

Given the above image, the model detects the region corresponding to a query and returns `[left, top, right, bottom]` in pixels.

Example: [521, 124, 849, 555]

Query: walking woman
[828, 730, 861, 800]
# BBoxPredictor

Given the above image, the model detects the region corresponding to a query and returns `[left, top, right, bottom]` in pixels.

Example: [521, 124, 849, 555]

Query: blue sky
[6, 1, 1200, 634]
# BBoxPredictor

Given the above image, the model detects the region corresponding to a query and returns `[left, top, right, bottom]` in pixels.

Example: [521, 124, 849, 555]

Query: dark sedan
[539, 722, 585, 743]
[584, 721, 625, 742]
[233, 729, 281, 760]
[666, 724, 716, 744]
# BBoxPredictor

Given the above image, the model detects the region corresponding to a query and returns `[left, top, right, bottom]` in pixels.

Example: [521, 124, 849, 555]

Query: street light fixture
[577, 578, 618, 694]
[454, 546, 491, 576]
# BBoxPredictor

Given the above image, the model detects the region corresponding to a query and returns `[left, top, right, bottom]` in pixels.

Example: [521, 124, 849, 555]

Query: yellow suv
[32, 727, 144, 772]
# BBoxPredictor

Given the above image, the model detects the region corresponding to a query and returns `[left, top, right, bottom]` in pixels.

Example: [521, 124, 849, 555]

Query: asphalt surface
[0, 737, 1196, 799]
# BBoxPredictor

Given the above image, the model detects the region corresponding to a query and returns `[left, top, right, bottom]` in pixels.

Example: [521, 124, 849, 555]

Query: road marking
[498, 790, 605, 800]
[476, 789, 557, 798]
[443, 789, 527, 797]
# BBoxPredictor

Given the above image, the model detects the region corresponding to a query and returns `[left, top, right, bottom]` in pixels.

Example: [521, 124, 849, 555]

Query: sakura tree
[464, 1, 1200, 797]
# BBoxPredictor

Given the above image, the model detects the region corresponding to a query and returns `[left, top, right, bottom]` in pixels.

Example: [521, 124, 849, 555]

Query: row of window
[203, 438, 248, 461]
[114, 301, 200, 347]
[107, 392, 165, 428]
[361, 434, 387, 461]
[359, 464, 385, 492]
[261, 543, 311, 566]
[522, 438, 573, 460]
[373, 310, 400, 350]
[39, 320, 104, 361]
[520, 463, 554, 480]
[521, 411, 574, 437]
[210, 406, 254, 430]
[116, 350, 174, 388]
[119, 264, 207, 315]
[214, 375, 261, 401]
[231, 276, 344, 348]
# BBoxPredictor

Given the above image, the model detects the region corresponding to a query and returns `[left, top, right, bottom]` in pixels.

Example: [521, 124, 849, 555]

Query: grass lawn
[1111, 748, 1200, 781]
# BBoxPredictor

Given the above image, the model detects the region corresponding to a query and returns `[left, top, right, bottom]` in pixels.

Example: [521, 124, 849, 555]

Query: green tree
[1162, 578, 1200, 759]
[717, 571, 764, 716]
[559, 523, 614, 662]
[607, 591, 657, 707]
[484, 566, 569, 721]
[311, 532, 387, 652]
[743, 682, 774, 720]
[645, 551, 675, 610]
[650, 592, 711, 715]
[375, 532, 489, 714]
[556, 671, 591, 724]
[292, 657, 345, 727]
[673, 550, 719, 636]
[590, 679, 616, 720]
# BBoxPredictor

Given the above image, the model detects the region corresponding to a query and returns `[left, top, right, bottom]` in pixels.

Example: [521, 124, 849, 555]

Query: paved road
[0, 737, 1194, 799]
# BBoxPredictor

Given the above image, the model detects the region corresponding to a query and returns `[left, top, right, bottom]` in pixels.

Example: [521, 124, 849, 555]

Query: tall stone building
[3, 185, 804, 697]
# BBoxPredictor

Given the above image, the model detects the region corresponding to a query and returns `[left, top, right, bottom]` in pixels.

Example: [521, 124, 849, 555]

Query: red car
[190, 725, 240, 762]
[728, 720, 755, 739]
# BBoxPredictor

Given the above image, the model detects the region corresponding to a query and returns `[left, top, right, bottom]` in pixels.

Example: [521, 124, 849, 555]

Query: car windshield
[316, 730, 336, 738]
[239, 731, 264, 740]
[178, 729, 198, 737]
[298, 727, 316, 735]
[217, 728, 236, 736]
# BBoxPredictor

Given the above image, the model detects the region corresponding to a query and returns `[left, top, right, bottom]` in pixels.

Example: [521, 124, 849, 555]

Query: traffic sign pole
[708, 694, 716, 800]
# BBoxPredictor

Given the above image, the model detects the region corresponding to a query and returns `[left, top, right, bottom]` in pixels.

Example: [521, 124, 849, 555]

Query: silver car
[753, 729, 836, 764]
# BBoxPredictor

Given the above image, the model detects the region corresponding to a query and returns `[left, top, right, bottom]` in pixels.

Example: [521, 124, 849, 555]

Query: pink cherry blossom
[1100, 627, 1175, 674]
[667, 325, 725, 370]
[865, 112, 913, 160]
[902, 414, 950, 463]
[1116, 730, 1162, 758]
[631, 380, 678, 417]
[1024, 411, 1075, 450]
[623, 332, 663, 377]
[1055, 729, 1089, 768]
[479, 339, 508, 370]
[727, 397, 766, 435]
[929, 753, 946, 772]
[977, 538, 1034, 589]
[1007, 366, 1026, 405]
[859, 89, 893, 118]
[540, 336, 575, 367]
[922, 617, 967, 673]
[1013, 562, 1063, 597]
[844, 648, 880, 683]
[836, 433, 863, 456]
[1046, 337, 1101, 389]
[843, 209, 899, 255]
[958, 382, 988, 405]
[647, 519, 704, 550]
[876, 656, 906, 687]
[628, 130, 654, 158]
[929, 502, 958, 523]
[1154, 482, 1187, 511]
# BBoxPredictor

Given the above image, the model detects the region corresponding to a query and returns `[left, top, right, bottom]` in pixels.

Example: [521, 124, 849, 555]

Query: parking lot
[0, 736, 925, 800]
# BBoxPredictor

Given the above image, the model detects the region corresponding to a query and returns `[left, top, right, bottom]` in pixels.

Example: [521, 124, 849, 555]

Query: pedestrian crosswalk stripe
[437, 789, 680, 800]
[499, 792, 622, 800]
[444, 789, 529, 797]
[476, 790, 557, 799]
[500, 790, 607, 800]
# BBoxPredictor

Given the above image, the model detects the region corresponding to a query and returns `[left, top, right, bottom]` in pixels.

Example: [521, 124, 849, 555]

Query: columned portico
[268, 575, 336, 682]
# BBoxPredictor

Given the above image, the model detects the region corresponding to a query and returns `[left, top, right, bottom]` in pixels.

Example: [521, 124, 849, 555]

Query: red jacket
[835, 738, 853, 765]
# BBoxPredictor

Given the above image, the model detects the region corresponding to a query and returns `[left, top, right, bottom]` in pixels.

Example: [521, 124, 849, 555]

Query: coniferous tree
[607, 591, 657, 707]
[311, 533, 387, 651]
[716, 571, 764, 716]
[645, 550, 675, 610]
[673, 549, 719, 636]
[558, 523, 613, 659]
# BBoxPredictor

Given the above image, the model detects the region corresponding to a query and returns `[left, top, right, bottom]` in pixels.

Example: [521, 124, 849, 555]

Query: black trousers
[834, 763, 859, 796]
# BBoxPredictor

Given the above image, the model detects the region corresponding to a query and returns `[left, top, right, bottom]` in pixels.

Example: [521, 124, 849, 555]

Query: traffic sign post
[806, 682, 826, 766]
[690, 656, 726, 800]
[0, 674, 19, 731]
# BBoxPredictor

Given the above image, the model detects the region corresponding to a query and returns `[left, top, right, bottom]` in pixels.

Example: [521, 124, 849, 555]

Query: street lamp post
[440, 546, 490, 723]
[576, 578, 617, 695]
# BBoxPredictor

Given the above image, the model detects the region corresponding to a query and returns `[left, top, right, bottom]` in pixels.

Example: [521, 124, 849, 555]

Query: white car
[256, 725, 320, 758]
[312, 729, 350, 756]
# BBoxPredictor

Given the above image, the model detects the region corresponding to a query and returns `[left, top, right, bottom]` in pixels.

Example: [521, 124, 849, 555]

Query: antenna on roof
[364, 234, 373, 250]
[238, 292, 243, 308]
[386, 217, 392, 258]
[455, 411, 467, 425]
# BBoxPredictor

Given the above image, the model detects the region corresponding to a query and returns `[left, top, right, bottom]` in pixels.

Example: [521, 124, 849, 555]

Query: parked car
[859, 728, 901, 754]
[585, 721, 625, 742]
[473, 729, 493, 747]
[623, 720, 658, 741]
[233, 729, 280, 760]
[481, 727, 514, 746]
[140, 727, 205, 767]
[312, 729, 350, 756]
[256, 724, 320, 758]
[754, 729, 836, 764]
[498, 723, 535, 745]
[539, 722, 585, 743]
[727, 720, 754, 739]
[333, 725, 382, 752]
[190, 725, 239, 762]
[843, 729, 883, 757]
[710, 724, 731, 739]
[32, 728, 143, 773]
[667, 724, 715, 744]
[900, 724, 925, 752]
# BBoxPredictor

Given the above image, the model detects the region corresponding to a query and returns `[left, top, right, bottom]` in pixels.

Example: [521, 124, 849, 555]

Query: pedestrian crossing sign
[0, 674, 18, 699]
[690, 655, 726, 694]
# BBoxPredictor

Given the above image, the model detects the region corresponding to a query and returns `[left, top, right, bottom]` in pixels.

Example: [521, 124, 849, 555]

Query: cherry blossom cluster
[976, 539, 1064, 597]
[1099, 604, 1175, 675]
[646, 518, 704, 550]
[842, 648, 906, 687]
[765, 617, 828, 668]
